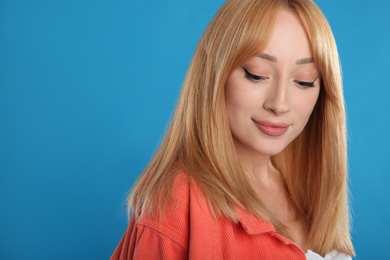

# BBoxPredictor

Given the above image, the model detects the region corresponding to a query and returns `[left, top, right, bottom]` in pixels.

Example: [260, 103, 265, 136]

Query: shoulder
[135, 171, 213, 247]
[111, 171, 221, 259]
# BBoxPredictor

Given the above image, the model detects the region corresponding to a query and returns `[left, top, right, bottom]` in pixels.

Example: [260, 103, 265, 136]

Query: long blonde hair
[128, 0, 355, 256]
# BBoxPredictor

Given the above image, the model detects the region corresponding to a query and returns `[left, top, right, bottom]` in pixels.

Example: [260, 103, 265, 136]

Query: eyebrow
[258, 53, 314, 65]
[259, 53, 277, 62]
[296, 57, 314, 65]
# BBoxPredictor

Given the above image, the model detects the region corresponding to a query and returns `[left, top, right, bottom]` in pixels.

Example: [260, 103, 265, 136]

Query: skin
[225, 8, 321, 251]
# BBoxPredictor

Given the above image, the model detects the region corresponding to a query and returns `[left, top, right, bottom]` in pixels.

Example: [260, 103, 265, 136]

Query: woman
[112, 0, 355, 259]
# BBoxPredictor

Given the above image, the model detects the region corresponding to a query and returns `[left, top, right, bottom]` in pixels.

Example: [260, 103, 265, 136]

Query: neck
[233, 142, 276, 185]
[233, 141, 309, 251]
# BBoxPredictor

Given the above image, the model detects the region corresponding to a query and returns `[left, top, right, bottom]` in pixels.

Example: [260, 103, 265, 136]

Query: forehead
[261, 8, 313, 61]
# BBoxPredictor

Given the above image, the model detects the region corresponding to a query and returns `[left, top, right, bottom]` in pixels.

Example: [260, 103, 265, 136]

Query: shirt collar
[236, 206, 275, 235]
[235, 207, 295, 245]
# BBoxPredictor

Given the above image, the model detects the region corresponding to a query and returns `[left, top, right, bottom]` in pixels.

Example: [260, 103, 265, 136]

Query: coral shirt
[111, 174, 307, 259]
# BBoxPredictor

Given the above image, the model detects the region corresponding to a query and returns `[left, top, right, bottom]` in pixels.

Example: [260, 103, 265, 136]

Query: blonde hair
[128, 0, 355, 256]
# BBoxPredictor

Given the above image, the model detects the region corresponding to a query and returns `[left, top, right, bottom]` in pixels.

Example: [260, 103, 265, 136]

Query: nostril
[263, 98, 291, 116]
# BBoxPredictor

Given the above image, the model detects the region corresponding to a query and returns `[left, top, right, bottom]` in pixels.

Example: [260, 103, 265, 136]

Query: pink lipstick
[253, 120, 289, 136]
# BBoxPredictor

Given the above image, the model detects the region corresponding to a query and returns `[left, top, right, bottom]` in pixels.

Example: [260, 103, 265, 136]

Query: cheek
[294, 91, 320, 123]
[225, 72, 265, 114]
[225, 78, 251, 114]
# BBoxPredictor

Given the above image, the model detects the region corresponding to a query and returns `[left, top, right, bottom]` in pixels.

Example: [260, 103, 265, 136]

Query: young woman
[111, 0, 355, 259]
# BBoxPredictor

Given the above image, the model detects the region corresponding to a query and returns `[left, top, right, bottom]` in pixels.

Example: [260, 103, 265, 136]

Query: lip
[253, 120, 290, 136]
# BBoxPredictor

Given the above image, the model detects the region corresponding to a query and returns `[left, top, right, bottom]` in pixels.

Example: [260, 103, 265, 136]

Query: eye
[241, 67, 266, 82]
[294, 76, 319, 88]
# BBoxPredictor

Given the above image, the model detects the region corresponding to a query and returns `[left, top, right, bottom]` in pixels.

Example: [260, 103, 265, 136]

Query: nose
[263, 80, 291, 116]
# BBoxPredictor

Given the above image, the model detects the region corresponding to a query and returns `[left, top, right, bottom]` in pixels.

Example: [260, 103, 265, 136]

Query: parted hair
[127, 0, 355, 256]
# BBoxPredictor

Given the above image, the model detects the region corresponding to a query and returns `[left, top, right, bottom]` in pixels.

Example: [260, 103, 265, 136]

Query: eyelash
[295, 77, 318, 88]
[242, 67, 265, 81]
[241, 67, 318, 88]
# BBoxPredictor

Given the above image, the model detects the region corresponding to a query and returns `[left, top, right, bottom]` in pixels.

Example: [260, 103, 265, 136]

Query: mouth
[253, 120, 290, 137]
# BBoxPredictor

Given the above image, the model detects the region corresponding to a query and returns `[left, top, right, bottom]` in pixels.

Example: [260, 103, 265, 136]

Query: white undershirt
[305, 250, 352, 260]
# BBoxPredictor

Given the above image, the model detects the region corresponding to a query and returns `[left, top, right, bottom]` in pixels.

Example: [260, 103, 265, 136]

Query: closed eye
[241, 67, 265, 82]
[295, 77, 318, 88]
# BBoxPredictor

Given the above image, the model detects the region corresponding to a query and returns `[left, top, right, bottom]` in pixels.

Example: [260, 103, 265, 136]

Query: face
[225, 8, 320, 160]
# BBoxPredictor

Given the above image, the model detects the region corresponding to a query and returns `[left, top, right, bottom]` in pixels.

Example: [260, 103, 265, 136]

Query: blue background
[1, 0, 389, 259]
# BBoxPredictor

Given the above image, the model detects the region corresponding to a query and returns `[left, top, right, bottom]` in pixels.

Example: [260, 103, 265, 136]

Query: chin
[237, 140, 289, 158]
[232, 134, 294, 158]
[256, 146, 286, 156]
